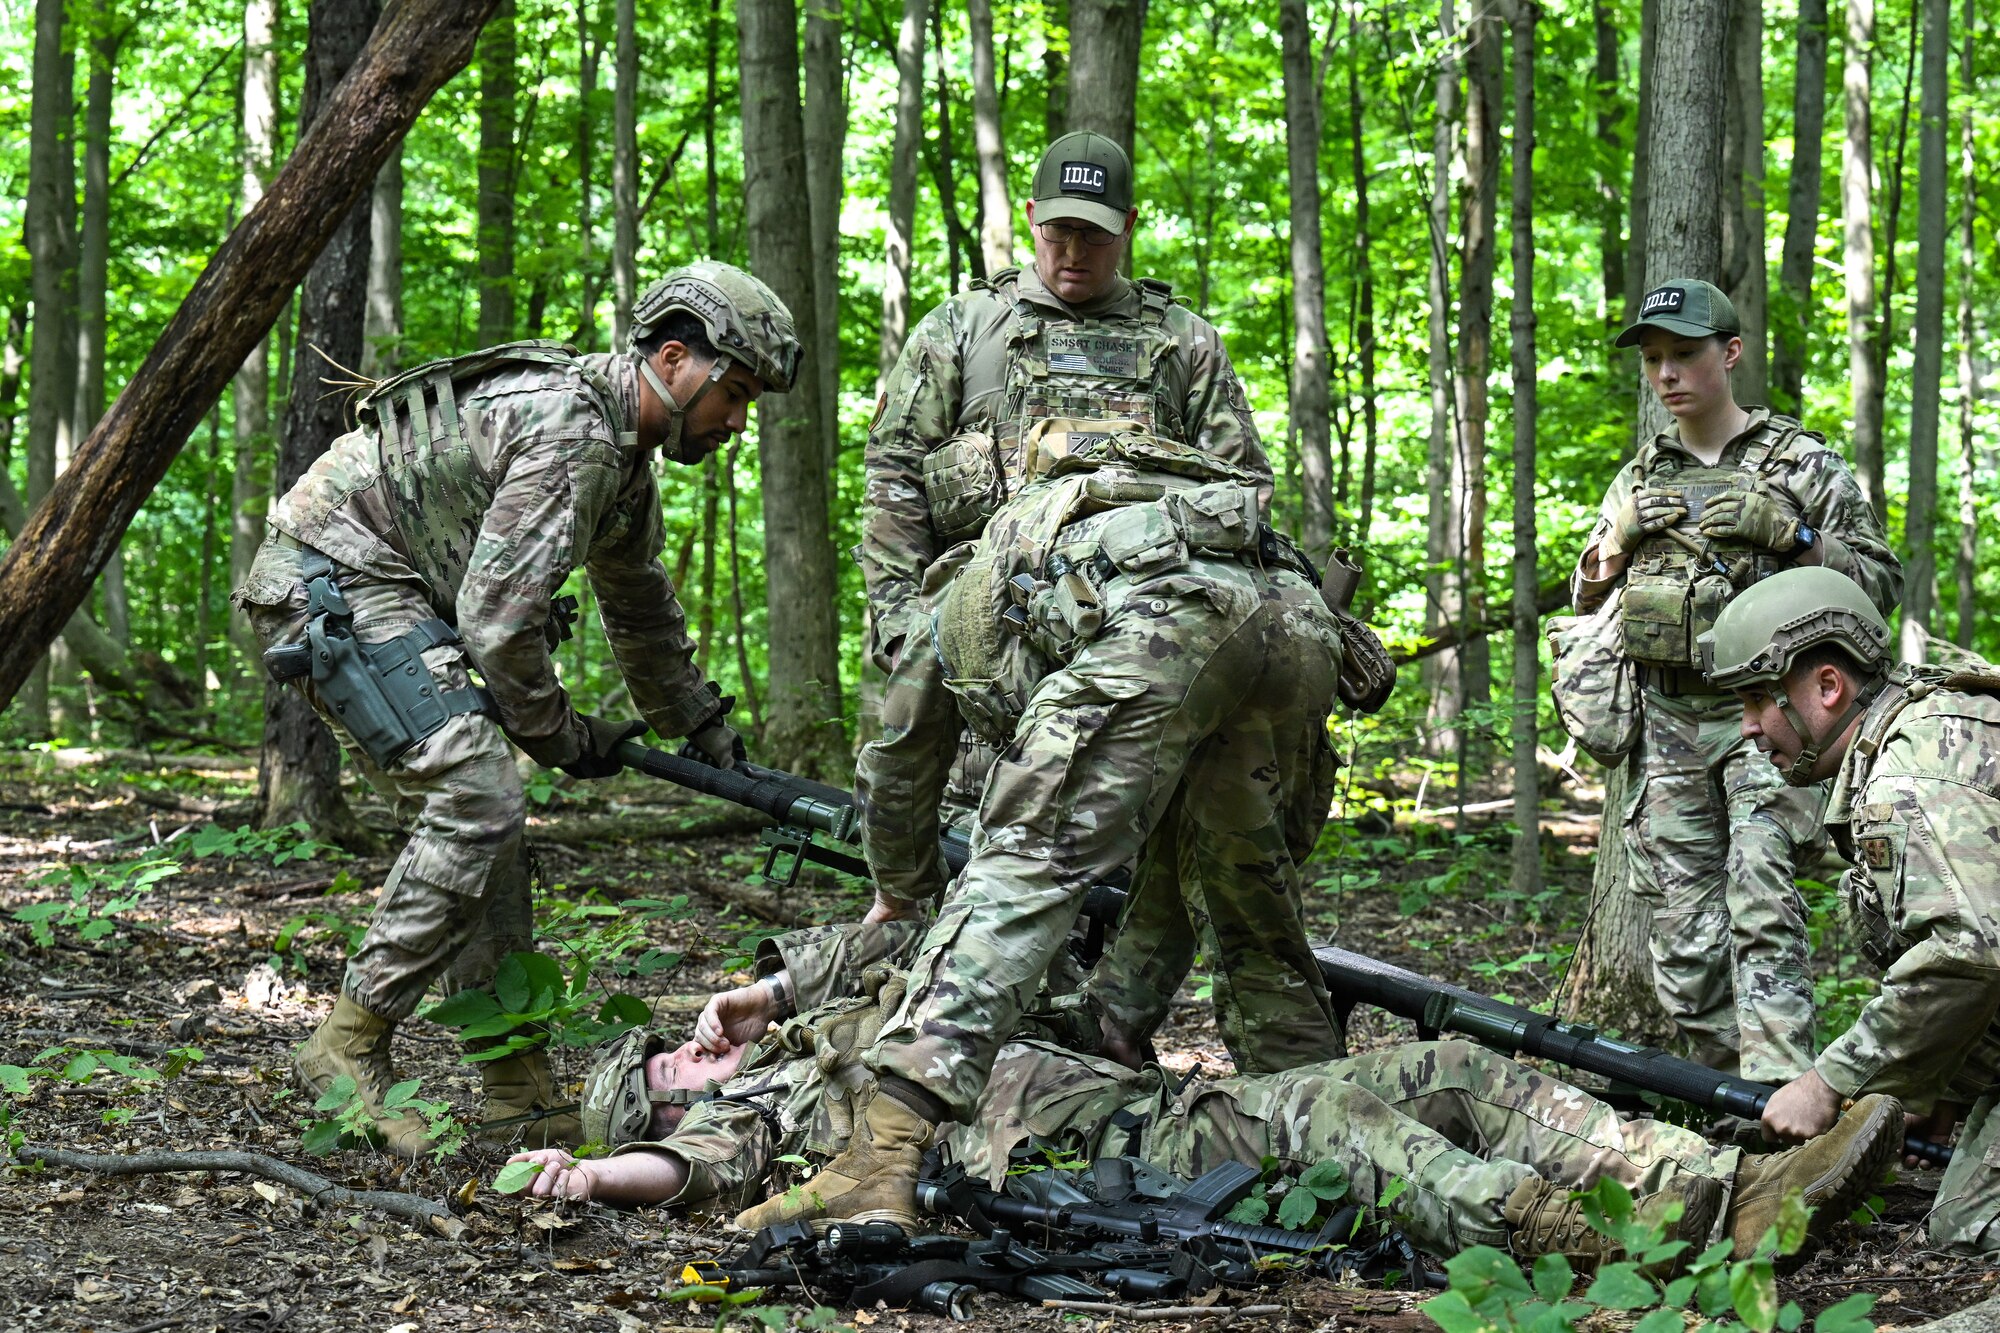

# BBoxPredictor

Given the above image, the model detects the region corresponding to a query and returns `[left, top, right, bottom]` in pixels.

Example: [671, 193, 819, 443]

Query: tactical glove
[681, 717, 746, 770]
[1698, 489, 1800, 553]
[1605, 485, 1687, 556]
[560, 715, 648, 779]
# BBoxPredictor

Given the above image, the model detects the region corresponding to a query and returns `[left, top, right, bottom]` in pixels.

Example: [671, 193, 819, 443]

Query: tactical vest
[923, 271, 1186, 542]
[355, 340, 629, 599]
[1620, 414, 1816, 670]
[933, 424, 1267, 746]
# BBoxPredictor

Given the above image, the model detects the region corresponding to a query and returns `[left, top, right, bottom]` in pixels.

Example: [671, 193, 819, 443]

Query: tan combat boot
[1505, 1173, 1723, 1277]
[473, 1044, 581, 1149]
[1726, 1093, 1902, 1259]
[733, 1090, 936, 1233]
[295, 994, 435, 1159]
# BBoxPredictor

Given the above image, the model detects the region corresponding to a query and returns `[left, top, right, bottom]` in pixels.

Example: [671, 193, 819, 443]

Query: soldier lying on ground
[1706, 566, 2000, 1253]
[503, 924, 1903, 1269]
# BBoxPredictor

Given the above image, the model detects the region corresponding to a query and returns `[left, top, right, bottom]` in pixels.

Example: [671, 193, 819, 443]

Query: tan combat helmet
[578, 1027, 717, 1149]
[630, 261, 802, 460]
[1701, 566, 1892, 785]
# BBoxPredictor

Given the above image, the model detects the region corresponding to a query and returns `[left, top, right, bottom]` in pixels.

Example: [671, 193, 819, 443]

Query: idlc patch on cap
[1640, 286, 1686, 316]
[1060, 162, 1108, 194]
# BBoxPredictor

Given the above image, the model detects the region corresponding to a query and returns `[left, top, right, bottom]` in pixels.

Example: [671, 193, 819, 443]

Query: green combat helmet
[1701, 566, 1892, 785]
[630, 260, 802, 460]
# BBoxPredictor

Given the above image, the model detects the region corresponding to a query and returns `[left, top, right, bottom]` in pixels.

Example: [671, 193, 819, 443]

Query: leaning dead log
[16, 1145, 466, 1238]
[0, 0, 504, 709]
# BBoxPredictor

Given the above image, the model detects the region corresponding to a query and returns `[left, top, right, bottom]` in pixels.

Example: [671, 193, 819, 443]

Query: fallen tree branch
[525, 806, 766, 847]
[14, 1146, 466, 1238]
[1388, 579, 1572, 665]
[1040, 1301, 1287, 1321]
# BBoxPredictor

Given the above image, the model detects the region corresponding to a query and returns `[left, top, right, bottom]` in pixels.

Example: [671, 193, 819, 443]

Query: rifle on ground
[1313, 944, 1954, 1167]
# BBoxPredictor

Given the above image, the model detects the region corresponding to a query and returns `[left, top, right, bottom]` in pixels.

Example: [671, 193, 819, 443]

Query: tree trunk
[197, 405, 223, 694]
[696, 450, 720, 674]
[704, 0, 721, 253]
[77, 1, 127, 651]
[1043, 0, 1067, 146]
[1897, 0, 1947, 661]
[1422, 0, 1461, 758]
[931, 1, 967, 290]
[738, 0, 845, 776]
[1593, 0, 1624, 327]
[1772, 0, 1829, 414]
[969, 0, 1013, 277]
[1623, 0, 1657, 329]
[1064, 0, 1142, 171]
[0, 0, 505, 710]
[1573, 0, 1732, 1038]
[1350, 1, 1379, 545]
[803, 0, 844, 477]
[1722, 0, 1767, 404]
[1453, 6, 1500, 770]
[1508, 0, 1541, 898]
[231, 0, 280, 673]
[476, 0, 517, 346]
[1953, 1, 1977, 650]
[259, 0, 384, 845]
[572, 0, 598, 347]
[22, 0, 79, 739]
[1843, 0, 1883, 517]
[1280, 0, 1332, 568]
[362, 152, 404, 375]
[880, 0, 926, 387]
[610, 0, 636, 344]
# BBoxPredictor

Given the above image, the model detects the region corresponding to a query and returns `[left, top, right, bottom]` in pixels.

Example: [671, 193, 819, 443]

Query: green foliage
[422, 949, 652, 1057]
[14, 857, 180, 947]
[1421, 1180, 1874, 1333]
[299, 1073, 465, 1159]
[181, 821, 343, 866]
[1, 1043, 204, 1148]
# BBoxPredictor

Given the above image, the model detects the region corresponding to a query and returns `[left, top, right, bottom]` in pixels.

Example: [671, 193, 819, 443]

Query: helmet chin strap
[1771, 676, 1882, 787]
[636, 351, 732, 463]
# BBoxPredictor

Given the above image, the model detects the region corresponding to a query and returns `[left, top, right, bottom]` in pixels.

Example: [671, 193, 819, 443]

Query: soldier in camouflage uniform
[233, 262, 800, 1156]
[1707, 567, 2000, 1253]
[506, 923, 1902, 1267]
[1572, 279, 1901, 1086]
[857, 134, 1272, 1056]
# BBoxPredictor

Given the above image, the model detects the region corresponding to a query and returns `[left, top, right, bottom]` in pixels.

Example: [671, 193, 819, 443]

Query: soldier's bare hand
[695, 982, 779, 1053]
[863, 891, 923, 925]
[1905, 1102, 1962, 1168]
[1762, 1068, 1844, 1143]
[509, 1148, 594, 1201]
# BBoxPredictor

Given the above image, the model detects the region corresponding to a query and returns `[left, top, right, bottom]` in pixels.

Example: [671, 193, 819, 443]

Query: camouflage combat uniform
[1816, 666, 2000, 1253]
[856, 428, 1345, 1106]
[1573, 409, 1901, 1082]
[632, 929, 1738, 1255]
[234, 346, 720, 1019]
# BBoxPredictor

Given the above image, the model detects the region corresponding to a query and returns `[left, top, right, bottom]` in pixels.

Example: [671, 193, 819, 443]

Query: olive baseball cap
[1613, 278, 1740, 347]
[1030, 131, 1133, 233]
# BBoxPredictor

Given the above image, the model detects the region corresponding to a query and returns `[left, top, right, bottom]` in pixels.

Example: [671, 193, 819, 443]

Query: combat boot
[294, 994, 435, 1159]
[733, 1090, 936, 1233]
[1726, 1093, 1902, 1259]
[472, 1043, 581, 1149]
[1504, 1173, 1723, 1277]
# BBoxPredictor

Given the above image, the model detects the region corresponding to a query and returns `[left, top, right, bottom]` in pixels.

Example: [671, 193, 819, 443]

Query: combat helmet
[579, 1027, 718, 1149]
[630, 261, 802, 460]
[1701, 567, 1892, 785]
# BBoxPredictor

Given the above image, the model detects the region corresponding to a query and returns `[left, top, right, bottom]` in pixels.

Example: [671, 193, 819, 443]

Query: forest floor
[0, 747, 1994, 1333]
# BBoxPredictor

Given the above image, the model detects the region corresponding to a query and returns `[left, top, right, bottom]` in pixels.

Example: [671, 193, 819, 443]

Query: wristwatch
[1791, 523, 1818, 556]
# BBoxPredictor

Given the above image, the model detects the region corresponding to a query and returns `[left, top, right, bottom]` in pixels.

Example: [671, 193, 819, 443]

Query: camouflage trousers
[866, 559, 1344, 1119]
[1139, 1040, 1739, 1254]
[238, 537, 531, 1021]
[1927, 1092, 2000, 1253]
[1624, 689, 1824, 1083]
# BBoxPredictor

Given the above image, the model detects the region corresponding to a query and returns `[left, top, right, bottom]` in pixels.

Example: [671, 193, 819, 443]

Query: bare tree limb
[15, 1146, 467, 1238]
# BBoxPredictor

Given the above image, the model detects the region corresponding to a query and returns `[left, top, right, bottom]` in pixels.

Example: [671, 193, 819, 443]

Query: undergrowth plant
[1422, 1179, 1878, 1333]
[0, 1044, 206, 1146]
[14, 857, 181, 947]
[300, 1073, 465, 1158]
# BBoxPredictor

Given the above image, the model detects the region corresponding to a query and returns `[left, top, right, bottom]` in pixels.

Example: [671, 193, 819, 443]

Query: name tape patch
[1640, 286, 1687, 316]
[1046, 332, 1140, 378]
[1060, 162, 1108, 195]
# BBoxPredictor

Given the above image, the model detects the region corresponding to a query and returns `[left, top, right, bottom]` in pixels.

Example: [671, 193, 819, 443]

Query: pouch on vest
[1163, 483, 1261, 555]
[1549, 586, 1642, 763]
[1096, 502, 1187, 577]
[922, 430, 1007, 541]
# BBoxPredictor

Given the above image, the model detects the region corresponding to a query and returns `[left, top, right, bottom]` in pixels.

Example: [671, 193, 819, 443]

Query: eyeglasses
[1036, 220, 1125, 248]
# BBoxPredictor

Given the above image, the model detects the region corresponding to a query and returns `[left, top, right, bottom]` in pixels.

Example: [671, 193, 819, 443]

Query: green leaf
[0, 1066, 32, 1096]
[492, 1160, 543, 1194]
[1632, 1309, 1688, 1333]
[1377, 1176, 1412, 1209]
[313, 1074, 359, 1113]
[1276, 1183, 1321, 1231]
[1299, 1158, 1349, 1201]
[1730, 1258, 1779, 1333]
[1419, 1291, 1486, 1333]
[301, 1119, 347, 1155]
[597, 992, 653, 1027]
[1811, 1293, 1877, 1333]
[1663, 1275, 1698, 1307]
[424, 989, 505, 1028]
[382, 1078, 424, 1110]
[1695, 1265, 1734, 1317]
[1224, 1192, 1270, 1225]
[60, 1052, 101, 1082]
[1778, 1300, 1805, 1331]
[1531, 1252, 1574, 1303]
[1773, 1191, 1810, 1255]
[1584, 1262, 1658, 1311]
